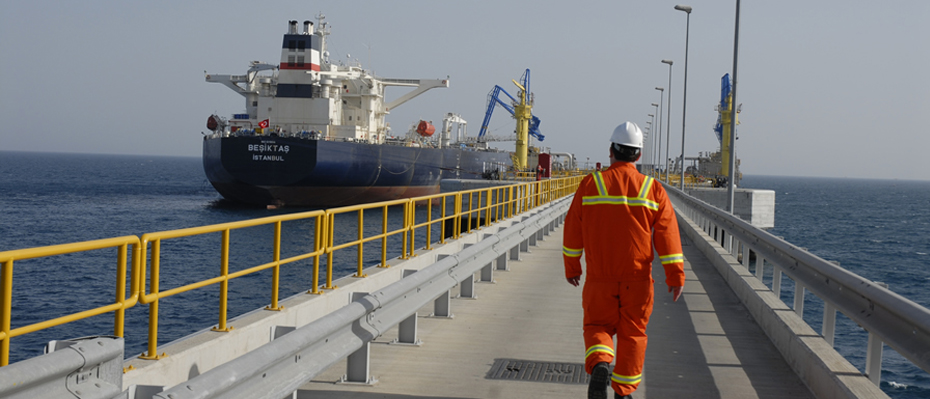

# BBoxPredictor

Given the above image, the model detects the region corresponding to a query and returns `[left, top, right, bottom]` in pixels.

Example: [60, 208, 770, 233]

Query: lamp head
[651, 103, 659, 107]
[655, 87, 664, 91]
[661, 59, 674, 65]
[674, 4, 692, 13]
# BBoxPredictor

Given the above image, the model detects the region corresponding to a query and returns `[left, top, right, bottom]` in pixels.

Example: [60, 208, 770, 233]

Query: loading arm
[477, 86, 544, 141]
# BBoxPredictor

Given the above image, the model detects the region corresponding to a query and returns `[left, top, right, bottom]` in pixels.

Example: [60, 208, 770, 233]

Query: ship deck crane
[478, 69, 544, 170]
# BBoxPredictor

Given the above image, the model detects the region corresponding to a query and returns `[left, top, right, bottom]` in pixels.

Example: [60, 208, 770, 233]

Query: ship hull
[203, 135, 513, 207]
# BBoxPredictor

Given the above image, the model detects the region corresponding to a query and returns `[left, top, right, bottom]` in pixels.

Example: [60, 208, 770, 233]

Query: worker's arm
[562, 181, 587, 286]
[652, 184, 686, 291]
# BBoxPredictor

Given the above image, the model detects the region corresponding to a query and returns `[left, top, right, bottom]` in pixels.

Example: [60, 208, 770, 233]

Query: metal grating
[485, 358, 589, 384]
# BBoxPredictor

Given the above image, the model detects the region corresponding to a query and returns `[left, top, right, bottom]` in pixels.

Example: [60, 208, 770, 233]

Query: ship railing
[666, 182, 930, 386]
[0, 177, 583, 367]
[0, 236, 142, 367]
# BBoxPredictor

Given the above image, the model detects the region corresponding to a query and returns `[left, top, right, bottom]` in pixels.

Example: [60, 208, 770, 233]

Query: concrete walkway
[297, 224, 815, 399]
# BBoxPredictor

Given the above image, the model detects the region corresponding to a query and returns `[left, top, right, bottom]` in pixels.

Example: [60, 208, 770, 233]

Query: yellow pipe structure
[512, 79, 531, 171]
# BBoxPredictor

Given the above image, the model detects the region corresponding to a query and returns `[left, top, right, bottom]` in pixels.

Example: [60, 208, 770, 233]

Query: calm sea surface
[740, 175, 930, 398]
[1, 152, 928, 397]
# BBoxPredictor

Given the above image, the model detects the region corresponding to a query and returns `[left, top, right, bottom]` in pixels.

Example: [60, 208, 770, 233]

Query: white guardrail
[666, 183, 930, 388]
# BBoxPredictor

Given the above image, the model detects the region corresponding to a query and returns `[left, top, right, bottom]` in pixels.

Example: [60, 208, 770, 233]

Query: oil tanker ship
[202, 15, 537, 207]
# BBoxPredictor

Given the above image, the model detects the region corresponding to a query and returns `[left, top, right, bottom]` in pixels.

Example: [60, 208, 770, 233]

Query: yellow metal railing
[0, 177, 583, 366]
[407, 192, 461, 255]
[0, 236, 141, 366]
[324, 199, 408, 281]
[137, 210, 326, 360]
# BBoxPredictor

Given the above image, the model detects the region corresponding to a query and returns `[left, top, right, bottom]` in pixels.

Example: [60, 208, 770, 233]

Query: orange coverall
[563, 161, 685, 396]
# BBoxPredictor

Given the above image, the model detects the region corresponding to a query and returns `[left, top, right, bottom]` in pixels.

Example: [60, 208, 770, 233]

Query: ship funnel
[304, 20, 313, 34]
[288, 20, 298, 34]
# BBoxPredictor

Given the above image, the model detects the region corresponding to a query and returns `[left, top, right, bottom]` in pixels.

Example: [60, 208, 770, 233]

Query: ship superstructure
[205, 16, 448, 145]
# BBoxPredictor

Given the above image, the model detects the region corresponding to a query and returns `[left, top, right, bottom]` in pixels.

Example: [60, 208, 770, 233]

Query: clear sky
[1, 1, 927, 180]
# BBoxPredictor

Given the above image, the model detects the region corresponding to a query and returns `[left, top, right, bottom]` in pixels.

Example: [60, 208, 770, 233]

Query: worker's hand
[566, 276, 580, 287]
[669, 286, 683, 302]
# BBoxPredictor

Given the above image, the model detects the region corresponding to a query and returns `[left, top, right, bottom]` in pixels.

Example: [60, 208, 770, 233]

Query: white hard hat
[610, 122, 643, 148]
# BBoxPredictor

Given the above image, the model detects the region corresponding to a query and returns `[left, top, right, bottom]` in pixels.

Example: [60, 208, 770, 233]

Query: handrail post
[483, 189, 491, 228]
[523, 183, 529, 213]
[213, 230, 232, 331]
[467, 192, 474, 234]
[772, 265, 782, 301]
[406, 201, 415, 258]
[400, 203, 409, 259]
[408, 204, 417, 258]
[267, 221, 283, 310]
[142, 239, 164, 359]
[115, 244, 128, 336]
[741, 243, 750, 267]
[131, 240, 142, 306]
[793, 282, 805, 318]
[866, 332, 883, 386]
[440, 196, 447, 244]
[535, 181, 541, 208]
[310, 214, 322, 294]
[380, 204, 389, 267]
[492, 188, 499, 223]
[822, 302, 836, 347]
[454, 193, 462, 240]
[326, 213, 336, 289]
[425, 200, 433, 250]
[1, 259, 12, 366]
[755, 254, 765, 279]
[355, 210, 365, 277]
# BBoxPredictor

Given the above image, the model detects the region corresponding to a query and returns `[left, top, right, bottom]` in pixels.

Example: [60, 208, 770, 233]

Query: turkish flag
[258, 119, 269, 128]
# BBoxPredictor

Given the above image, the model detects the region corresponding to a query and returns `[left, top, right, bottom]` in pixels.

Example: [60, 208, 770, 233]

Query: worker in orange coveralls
[563, 121, 685, 399]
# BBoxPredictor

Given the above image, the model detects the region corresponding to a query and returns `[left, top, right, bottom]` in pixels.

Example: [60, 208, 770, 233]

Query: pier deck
[298, 224, 815, 398]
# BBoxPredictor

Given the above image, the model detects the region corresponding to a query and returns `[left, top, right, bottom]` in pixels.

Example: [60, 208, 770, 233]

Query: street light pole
[646, 116, 654, 171]
[651, 102, 661, 178]
[727, 0, 741, 213]
[675, 4, 692, 190]
[655, 87, 665, 181]
[661, 60, 674, 187]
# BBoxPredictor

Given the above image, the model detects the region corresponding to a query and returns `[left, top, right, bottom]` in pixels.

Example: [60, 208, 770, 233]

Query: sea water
[741, 175, 930, 398]
[1, 152, 928, 397]
[0, 151, 412, 365]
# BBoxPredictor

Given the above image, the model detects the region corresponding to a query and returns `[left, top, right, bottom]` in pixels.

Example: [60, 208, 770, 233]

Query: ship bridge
[0, 178, 924, 398]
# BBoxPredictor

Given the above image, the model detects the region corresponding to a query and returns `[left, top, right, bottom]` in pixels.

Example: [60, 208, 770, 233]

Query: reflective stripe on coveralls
[582, 173, 659, 210]
[612, 372, 643, 385]
[563, 246, 583, 258]
[585, 344, 616, 361]
[660, 253, 684, 264]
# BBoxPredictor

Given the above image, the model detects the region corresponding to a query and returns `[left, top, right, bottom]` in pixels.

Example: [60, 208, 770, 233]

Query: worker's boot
[588, 362, 610, 399]
[615, 393, 632, 399]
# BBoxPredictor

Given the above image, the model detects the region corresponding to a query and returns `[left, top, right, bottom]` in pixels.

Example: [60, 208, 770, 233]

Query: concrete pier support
[685, 187, 775, 229]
